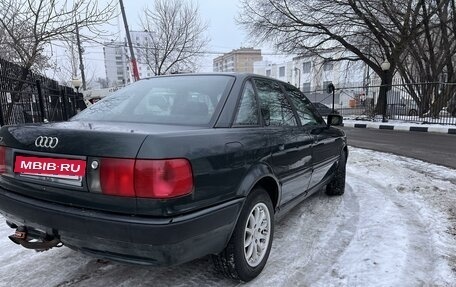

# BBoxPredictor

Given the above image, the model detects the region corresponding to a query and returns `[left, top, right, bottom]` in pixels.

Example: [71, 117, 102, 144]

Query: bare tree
[0, 0, 116, 120]
[0, 0, 116, 71]
[238, 0, 446, 114]
[398, 0, 456, 117]
[138, 0, 209, 75]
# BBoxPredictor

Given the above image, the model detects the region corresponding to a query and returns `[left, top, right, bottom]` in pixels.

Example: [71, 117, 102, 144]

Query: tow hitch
[8, 226, 63, 252]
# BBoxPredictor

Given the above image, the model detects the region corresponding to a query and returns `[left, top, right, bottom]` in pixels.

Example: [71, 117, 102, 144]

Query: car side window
[283, 84, 324, 126]
[234, 81, 259, 126]
[254, 79, 297, 127]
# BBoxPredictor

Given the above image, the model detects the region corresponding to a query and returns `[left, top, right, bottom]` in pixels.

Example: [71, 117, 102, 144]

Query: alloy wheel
[243, 202, 271, 267]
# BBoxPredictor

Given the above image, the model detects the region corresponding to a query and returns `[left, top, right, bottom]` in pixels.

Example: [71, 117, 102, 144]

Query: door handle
[278, 144, 285, 151]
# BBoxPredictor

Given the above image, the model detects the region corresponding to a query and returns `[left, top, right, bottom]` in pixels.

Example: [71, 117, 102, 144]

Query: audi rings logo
[35, 136, 59, 148]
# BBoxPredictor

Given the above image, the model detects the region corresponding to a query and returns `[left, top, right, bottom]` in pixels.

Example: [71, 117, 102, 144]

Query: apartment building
[213, 48, 263, 73]
[103, 31, 160, 87]
[103, 41, 130, 87]
[130, 31, 154, 79]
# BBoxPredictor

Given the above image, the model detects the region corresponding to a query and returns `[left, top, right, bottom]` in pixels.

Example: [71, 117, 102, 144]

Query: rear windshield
[72, 75, 234, 125]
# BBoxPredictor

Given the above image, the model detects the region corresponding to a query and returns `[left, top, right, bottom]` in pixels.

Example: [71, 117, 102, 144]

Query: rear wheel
[212, 188, 274, 282]
[326, 150, 347, 196]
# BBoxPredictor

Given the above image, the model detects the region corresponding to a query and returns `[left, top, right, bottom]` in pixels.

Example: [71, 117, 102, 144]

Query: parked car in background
[0, 73, 347, 282]
[312, 102, 339, 117]
[387, 99, 419, 117]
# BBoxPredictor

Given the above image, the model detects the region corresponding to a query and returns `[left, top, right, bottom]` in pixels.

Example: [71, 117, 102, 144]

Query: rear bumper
[0, 188, 244, 266]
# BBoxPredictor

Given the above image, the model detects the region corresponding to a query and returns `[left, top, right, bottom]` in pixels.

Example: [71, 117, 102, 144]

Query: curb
[343, 122, 456, 135]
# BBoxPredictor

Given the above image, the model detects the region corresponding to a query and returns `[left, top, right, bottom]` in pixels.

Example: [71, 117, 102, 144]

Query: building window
[323, 62, 333, 71]
[302, 82, 311, 93]
[323, 81, 333, 91]
[302, 61, 311, 73]
[266, 69, 271, 77]
[279, 66, 285, 77]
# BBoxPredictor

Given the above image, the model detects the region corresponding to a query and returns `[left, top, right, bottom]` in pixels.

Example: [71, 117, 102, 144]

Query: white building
[103, 31, 160, 88]
[254, 51, 366, 107]
[254, 60, 293, 83]
[130, 31, 155, 79]
[291, 52, 365, 92]
[103, 41, 130, 87]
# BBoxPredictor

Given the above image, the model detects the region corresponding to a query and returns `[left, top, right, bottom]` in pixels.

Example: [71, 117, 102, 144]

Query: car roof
[139, 72, 294, 87]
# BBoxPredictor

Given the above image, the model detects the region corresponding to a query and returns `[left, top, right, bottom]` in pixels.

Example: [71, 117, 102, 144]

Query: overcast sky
[123, 0, 247, 50]
[122, 0, 248, 71]
[79, 0, 253, 78]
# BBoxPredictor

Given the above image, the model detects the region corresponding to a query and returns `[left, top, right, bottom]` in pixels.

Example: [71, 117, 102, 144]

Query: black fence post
[60, 88, 69, 121]
[35, 80, 46, 122]
[73, 93, 77, 115]
[0, 97, 4, 126]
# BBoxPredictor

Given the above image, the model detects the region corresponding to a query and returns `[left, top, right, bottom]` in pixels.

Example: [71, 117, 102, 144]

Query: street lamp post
[72, 78, 82, 95]
[71, 78, 82, 116]
[381, 59, 391, 123]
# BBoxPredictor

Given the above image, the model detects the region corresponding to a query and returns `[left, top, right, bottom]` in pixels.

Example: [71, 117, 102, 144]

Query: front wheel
[326, 150, 347, 196]
[212, 188, 274, 282]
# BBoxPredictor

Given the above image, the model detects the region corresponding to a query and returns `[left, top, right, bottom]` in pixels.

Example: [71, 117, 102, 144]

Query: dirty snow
[0, 147, 455, 287]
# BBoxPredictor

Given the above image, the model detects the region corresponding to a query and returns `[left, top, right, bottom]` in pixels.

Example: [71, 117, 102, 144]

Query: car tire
[326, 150, 347, 196]
[408, 109, 418, 116]
[212, 188, 274, 282]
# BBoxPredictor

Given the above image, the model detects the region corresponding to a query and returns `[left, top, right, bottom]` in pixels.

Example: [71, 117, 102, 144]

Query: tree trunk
[429, 84, 456, 118]
[374, 71, 393, 116]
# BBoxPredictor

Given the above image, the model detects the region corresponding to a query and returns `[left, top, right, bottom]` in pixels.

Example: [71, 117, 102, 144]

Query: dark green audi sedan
[0, 73, 347, 282]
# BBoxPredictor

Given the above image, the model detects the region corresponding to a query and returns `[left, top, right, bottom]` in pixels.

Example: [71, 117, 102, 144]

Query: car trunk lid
[0, 121, 151, 158]
[0, 121, 203, 216]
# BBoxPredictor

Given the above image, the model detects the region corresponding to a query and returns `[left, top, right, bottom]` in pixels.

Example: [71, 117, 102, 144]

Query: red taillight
[100, 158, 135, 197]
[0, 146, 6, 174]
[98, 158, 193, 199]
[135, 159, 193, 199]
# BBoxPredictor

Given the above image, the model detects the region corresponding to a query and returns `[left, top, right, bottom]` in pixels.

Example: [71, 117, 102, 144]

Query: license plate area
[14, 155, 86, 187]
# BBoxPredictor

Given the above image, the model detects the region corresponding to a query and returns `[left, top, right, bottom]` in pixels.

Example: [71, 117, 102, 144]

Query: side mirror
[327, 114, 343, 126]
[261, 107, 271, 126]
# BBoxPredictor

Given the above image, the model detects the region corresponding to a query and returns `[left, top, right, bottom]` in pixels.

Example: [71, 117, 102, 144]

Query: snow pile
[0, 148, 454, 286]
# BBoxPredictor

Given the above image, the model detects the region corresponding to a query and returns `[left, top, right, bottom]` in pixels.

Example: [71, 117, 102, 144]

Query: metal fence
[307, 81, 456, 125]
[0, 58, 86, 126]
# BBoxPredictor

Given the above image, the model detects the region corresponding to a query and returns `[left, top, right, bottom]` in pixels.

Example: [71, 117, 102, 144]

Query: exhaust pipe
[8, 226, 62, 252]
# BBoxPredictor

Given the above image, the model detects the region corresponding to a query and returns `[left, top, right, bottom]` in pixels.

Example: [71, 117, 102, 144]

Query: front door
[253, 78, 313, 205]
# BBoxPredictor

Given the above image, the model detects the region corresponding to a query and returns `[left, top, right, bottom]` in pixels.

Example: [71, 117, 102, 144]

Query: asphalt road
[342, 127, 456, 169]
